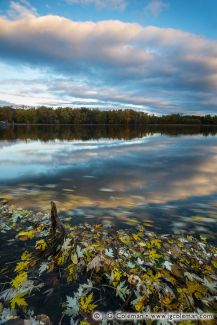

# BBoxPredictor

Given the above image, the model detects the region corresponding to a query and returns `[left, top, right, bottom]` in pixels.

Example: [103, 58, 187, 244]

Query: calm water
[1, 125, 217, 241]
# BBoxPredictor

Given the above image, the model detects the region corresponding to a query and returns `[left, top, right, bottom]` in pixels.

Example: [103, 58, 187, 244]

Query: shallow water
[1, 125, 217, 242]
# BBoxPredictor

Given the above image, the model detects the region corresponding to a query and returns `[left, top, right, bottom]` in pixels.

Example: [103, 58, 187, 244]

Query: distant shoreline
[4, 123, 217, 126]
[1, 107, 217, 125]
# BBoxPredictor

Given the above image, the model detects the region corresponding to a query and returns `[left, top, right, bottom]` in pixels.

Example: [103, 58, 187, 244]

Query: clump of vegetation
[0, 202, 217, 324]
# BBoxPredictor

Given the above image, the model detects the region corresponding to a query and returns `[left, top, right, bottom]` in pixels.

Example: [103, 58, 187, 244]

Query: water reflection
[0, 125, 217, 242]
[1, 124, 217, 141]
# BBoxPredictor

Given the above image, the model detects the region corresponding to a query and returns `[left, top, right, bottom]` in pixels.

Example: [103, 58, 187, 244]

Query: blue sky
[0, 0, 217, 114]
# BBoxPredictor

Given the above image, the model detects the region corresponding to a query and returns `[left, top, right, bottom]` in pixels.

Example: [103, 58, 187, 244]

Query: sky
[0, 0, 217, 114]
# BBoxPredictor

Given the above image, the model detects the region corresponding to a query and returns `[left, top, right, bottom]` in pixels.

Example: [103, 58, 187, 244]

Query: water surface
[1, 125, 217, 241]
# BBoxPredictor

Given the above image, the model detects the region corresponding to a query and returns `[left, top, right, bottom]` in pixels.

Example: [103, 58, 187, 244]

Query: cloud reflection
[0, 133, 217, 207]
[1, 130, 217, 240]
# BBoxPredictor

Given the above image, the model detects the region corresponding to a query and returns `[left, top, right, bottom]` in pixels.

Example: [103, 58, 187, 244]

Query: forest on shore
[1, 106, 217, 125]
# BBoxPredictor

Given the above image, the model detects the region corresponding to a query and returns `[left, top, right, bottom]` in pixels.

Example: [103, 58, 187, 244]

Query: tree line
[0, 106, 217, 125]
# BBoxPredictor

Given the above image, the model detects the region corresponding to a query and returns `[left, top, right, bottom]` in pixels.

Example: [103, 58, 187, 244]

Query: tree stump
[50, 201, 65, 237]
[46, 201, 66, 254]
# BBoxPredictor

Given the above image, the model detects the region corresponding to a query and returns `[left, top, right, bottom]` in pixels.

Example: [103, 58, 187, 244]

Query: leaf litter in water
[0, 202, 217, 324]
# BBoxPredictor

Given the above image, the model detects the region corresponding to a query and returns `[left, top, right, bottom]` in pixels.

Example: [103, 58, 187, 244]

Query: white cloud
[65, 0, 127, 10]
[144, 0, 169, 17]
[6, 0, 38, 19]
[0, 13, 217, 113]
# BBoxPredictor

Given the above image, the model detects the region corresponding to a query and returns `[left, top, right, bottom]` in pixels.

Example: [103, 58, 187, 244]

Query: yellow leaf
[146, 239, 161, 249]
[10, 292, 28, 310]
[150, 239, 161, 248]
[17, 230, 36, 241]
[71, 253, 78, 265]
[143, 269, 162, 285]
[211, 260, 217, 268]
[134, 296, 147, 312]
[146, 268, 153, 277]
[11, 272, 27, 289]
[160, 269, 177, 285]
[112, 270, 122, 283]
[80, 322, 91, 325]
[146, 242, 152, 248]
[95, 224, 102, 231]
[195, 291, 203, 299]
[35, 239, 47, 251]
[177, 241, 184, 248]
[161, 293, 174, 305]
[203, 265, 213, 274]
[67, 263, 77, 282]
[149, 249, 161, 260]
[80, 292, 97, 313]
[21, 251, 32, 261]
[119, 234, 131, 244]
[15, 261, 29, 273]
[132, 234, 139, 241]
[186, 280, 207, 296]
[37, 223, 46, 231]
[138, 242, 146, 247]
[57, 254, 65, 266]
[48, 260, 55, 272]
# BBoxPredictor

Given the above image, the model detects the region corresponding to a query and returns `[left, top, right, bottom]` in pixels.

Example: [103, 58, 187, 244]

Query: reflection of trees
[0, 124, 217, 141]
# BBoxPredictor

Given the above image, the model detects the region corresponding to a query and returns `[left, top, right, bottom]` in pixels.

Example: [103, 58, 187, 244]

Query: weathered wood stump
[45, 201, 66, 255]
[50, 201, 66, 237]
